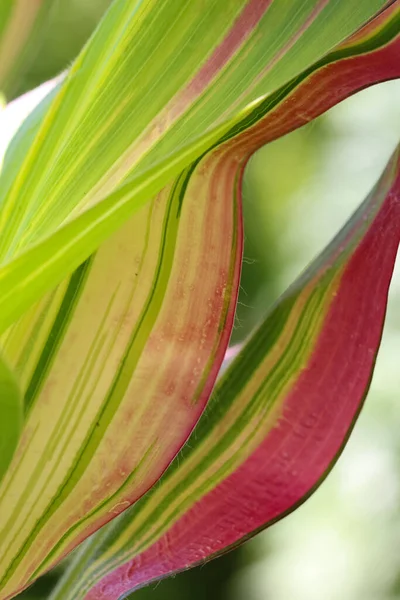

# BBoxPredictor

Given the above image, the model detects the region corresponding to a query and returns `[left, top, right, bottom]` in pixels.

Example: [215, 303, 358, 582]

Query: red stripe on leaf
[167, 0, 273, 122]
[226, 5, 400, 158]
[79, 6, 400, 595]
[184, 0, 273, 97]
[85, 152, 400, 600]
[35, 5, 400, 599]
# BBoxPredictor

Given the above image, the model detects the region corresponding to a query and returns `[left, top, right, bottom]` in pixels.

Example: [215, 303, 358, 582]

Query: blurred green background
[4, 1, 400, 599]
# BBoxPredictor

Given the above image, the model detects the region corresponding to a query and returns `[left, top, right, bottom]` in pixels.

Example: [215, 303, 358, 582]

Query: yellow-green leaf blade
[0, 354, 22, 483]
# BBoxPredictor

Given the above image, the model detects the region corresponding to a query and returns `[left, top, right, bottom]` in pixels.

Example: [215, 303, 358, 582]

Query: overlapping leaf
[50, 137, 400, 600]
[0, 1, 398, 599]
[41, 4, 400, 599]
[0, 0, 391, 333]
[0, 154, 242, 599]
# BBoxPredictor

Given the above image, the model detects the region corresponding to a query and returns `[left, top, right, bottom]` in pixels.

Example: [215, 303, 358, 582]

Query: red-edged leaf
[47, 5, 400, 599]
[0, 164, 242, 599]
[59, 133, 400, 600]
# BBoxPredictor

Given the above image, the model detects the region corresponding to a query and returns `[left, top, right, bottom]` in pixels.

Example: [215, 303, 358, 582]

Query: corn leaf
[42, 4, 400, 597]
[50, 138, 400, 600]
[0, 155, 242, 597]
[0, 1, 399, 599]
[0, 0, 392, 334]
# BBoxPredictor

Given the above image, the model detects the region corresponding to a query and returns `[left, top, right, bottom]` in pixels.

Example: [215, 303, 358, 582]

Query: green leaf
[0, 354, 22, 484]
[0, 1, 398, 599]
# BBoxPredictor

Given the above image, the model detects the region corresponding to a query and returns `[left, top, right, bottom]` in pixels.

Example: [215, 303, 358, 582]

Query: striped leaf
[50, 139, 400, 600]
[39, 4, 400, 598]
[0, 0, 392, 335]
[0, 1, 398, 599]
[0, 153, 242, 597]
[0, 0, 55, 99]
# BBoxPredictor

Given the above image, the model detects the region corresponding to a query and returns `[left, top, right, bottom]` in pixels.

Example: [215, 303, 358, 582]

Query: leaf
[43, 4, 400, 596]
[50, 139, 400, 600]
[0, 0, 391, 334]
[0, 0, 55, 99]
[0, 1, 399, 598]
[0, 354, 22, 484]
[0, 155, 242, 597]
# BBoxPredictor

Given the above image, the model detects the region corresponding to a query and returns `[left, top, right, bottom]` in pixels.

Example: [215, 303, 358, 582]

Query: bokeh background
[3, 1, 399, 599]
